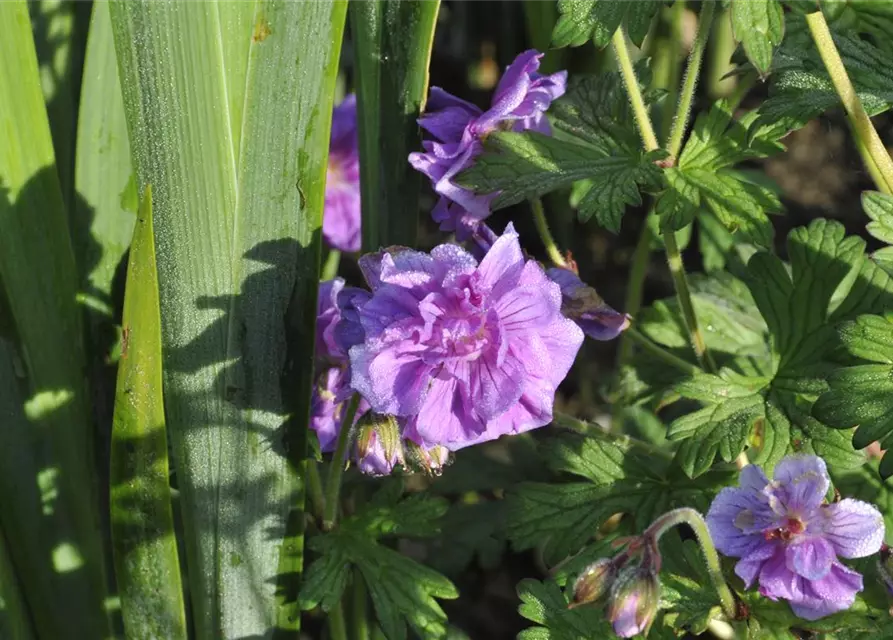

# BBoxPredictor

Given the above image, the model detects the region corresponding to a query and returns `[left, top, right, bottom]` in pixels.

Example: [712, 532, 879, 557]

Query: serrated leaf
[427, 501, 506, 575]
[347, 480, 450, 539]
[507, 432, 733, 562]
[731, 0, 785, 76]
[862, 190, 893, 245]
[110, 187, 186, 638]
[516, 578, 612, 640]
[814, 314, 893, 476]
[301, 532, 458, 640]
[552, 0, 663, 49]
[669, 393, 765, 478]
[757, 28, 893, 132]
[658, 534, 723, 635]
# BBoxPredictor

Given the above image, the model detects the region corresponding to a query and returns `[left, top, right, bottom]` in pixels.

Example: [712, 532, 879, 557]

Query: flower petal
[791, 561, 862, 621]
[734, 544, 778, 588]
[771, 455, 829, 513]
[408, 374, 484, 445]
[758, 547, 803, 602]
[707, 486, 770, 557]
[786, 536, 835, 580]
[821, 498, 885, 558]
[476, 222, 524, 294]
[349, 345, 431, 416]
[469, 349, 525, 421]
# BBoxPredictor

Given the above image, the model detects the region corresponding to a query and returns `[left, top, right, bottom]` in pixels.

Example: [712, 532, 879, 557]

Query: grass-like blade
[74, 0, 136, 433]
[351, 0, 440, 249]
[0, 511, 34, 640]
[109, 2, 347, 636]
[0, 1, 110, 636]
[110, 186, 187, 639]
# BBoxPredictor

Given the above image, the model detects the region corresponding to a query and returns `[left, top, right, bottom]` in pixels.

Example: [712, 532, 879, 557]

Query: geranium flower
[324, 94, 361, 252]
[348, 223, 584, 450]
[409, 50, 567, 239]
[707, 455, 884, 620]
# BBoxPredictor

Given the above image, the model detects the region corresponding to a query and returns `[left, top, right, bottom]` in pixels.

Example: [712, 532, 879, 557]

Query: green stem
[351, 573, 370, 640]
[323, 394, 361, 531]
[644, 507, 737, 621]
[306, 461, 326, 522]
[328, 601, 348, 640]
[531, 197, 568, 268]
[617, 213, 654, 365]
[612, 28, 660, 152]
[667, 0, 716, 160]
[322, 249, 342, 281]
[625, 327, 701, 375]
[659, 0, 686, 140]
[806, 9, 893, 194]
[854, 133, 892, 195]
[552, 410, 672, 459]
[663, 231, 715, 372]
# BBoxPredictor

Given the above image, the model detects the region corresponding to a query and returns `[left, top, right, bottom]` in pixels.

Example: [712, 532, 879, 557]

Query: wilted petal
[822, 498, 885, 558]
[786, 537, 835, 581]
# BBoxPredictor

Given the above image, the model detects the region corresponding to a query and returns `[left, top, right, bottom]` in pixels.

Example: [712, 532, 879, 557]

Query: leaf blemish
[253, 16, 271, 42]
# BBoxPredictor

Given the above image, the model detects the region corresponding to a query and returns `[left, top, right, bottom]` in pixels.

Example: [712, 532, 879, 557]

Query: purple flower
[707, 455, 884, 620]
[409, 50, 567, 238]
[348, 223, 584, 450]
[546, 268, 630, 341]
[324, 95, 361, 253]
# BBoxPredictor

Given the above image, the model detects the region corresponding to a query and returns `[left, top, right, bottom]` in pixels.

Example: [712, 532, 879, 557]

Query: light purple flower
[324, 94, 361, 253]
[348, 223, 584, 450]
[409, 50, 567, 237]
[707, 455, 884, 620]
[546, 268, 630, 341]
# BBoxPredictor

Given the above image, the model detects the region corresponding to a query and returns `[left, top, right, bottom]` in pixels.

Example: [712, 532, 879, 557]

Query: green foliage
[757, 23, 893, 132]
[814, 314, 893, 477]
[109, 188, 186, 638]
[516, 578, 613, 639]
[350, 0, 439, 249]
[731, 0, 785, 77]
[551, 0, 664, 49]
[507, 431, 734, 563]
[458, 69, 665, 233]
[299, 482, 457, 640]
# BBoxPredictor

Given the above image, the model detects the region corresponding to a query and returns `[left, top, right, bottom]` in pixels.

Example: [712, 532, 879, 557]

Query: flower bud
[570, 558, 616, 608]
[606, 566, 660, 638]
[404, 440, 452, 476]
[353, 413, 404, 477]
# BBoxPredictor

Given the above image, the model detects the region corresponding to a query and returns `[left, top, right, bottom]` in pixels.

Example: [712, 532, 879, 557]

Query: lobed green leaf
[731, 0, 785, 77]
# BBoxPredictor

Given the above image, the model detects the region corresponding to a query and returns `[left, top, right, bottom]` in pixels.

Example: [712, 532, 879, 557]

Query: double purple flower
[409, 50, 567, 240]
[324, 95, 361, 253]
[346, 222, 584, 451]
[707, 455, 884, 620]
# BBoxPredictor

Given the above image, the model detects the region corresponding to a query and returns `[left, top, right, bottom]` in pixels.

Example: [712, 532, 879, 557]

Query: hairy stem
[625, 326, 701, 375]
[667, 0, 716, 160]
[612, 28, 660, 152]
[645, 507, 737, 621]
[806, 9, 893, 194]
[323, 394, 361, 531]
[351, 573, 370, 640]
[531, 197, 568, 268]
[663, 231, 715, 372]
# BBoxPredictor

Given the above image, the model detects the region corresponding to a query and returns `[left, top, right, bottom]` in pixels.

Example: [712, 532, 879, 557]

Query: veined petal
[469, 348, 524, 421]
[791, 561, 862, 621]
[786, 537, 835, 581]
[821, 498, 885, 558]
[734, 544, 778, 588]
[410, 374, 484, 445]
[771, 455, 830, 514]
[475, 222, 524, 294]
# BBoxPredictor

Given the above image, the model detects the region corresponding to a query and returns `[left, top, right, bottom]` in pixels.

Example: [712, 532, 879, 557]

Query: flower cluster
[409, 50, 567, 241]
[707, 455, 884, 620]
[323, 94, 361, 253]
[310, 223, 585, 473]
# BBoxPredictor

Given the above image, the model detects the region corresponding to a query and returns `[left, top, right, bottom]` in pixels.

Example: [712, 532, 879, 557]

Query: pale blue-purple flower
[547, 267, 630, 341]
[324, 94, 361, 252]
[409, 50, 567, 239]
[707, 455, 884, 620]
[348, 223, 584, 450]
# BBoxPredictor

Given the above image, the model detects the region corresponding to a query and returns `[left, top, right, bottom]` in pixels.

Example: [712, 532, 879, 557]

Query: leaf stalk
[323, 394, 362, 531]
[612, 28, 660, 152]
[663, 231, 715, 372]
[531, 197, 568, 268]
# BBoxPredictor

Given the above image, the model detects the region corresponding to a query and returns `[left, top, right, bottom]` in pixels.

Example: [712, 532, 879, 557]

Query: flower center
[763, 517, 806, 543]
